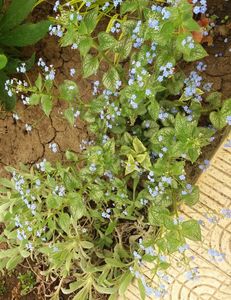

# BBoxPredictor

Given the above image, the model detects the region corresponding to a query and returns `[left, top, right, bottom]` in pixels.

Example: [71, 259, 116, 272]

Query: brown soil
[0, 0, 231, 299]
[0, 34, 92, 178]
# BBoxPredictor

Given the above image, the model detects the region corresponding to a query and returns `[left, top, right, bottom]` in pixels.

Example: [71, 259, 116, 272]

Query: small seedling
[18, 271, 36, 296]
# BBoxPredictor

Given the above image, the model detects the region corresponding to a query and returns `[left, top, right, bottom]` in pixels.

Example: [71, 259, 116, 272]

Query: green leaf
[93, 283, 116, 295]
[82, 54, 99, 78]
[188, 146, 200, 163]
[120, 1, 138, 14]
[69, 194, 86, 220]
[102, 67, 120, 91]
[108, 294, 117, 300]
[183, 18, 201, 31]
[159, 22, 175, 44]
[59, 80, 79, 102]
[119, 271, 133, 295]
[35, 74, 43, 91]
[166, 232, 182, 253]
[64, 108, 75, 126]
[176, 33, 191, 56]
[105, 221, 116, 236]
[0, 178, 14, 188]
[206, 92, 222, 109]
[209, 111, 226, 130]
[221, 98, 231, 117]
[137, 279, 146, 300]
[47, 196, 60, 209]
[184, 43, 208, 62]
[83, 7, 98, 34]
[72, 286, 89, 300]
[80, 241, 94, 249]
[105, 258, 126, 268]
[181, 219, 201, 241]
[175, 113, 195, 140]
[148, 100, 160, 121]
[6, 255, 23, 270]
[182, 186, 200, 206]
[0, 54, 7, 70]
[133, 137, 146, 153]
[117, 38, 133, 60]
[136, 153, 147, 164]
[125, 154, 136, 175]
[19, 249, 30, 258]
[0, 203, 10, 222]
[148, 207, 170, 226]
[141, 155, 152, 170]
[0, 248, 18, 259]
[0, 21, 50, 47]
[98, 32, 117, 51]
[65, 151, 78, 162]
[41, 95, 52, 116]
[61, 280, 86, 295]
[29, 94, 41, 105]
[58, 213, 71, 234]
[79, 36, 93, 56]
[0, 0, 37, 31]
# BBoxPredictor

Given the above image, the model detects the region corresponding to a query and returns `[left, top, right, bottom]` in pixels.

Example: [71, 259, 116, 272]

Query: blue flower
[161, 8, 171, 20]
[178, 243, 190, 253]
[197, 61, 207, 72]
[182, 36, 195, 49]
[148, 18, 159, 30]
[185, 267, 199, 281]
[220, 208, 231, 218]
[113, 0, 123, 7]
[179, 174, 186, 181]
[226, 116, 231, 125]
[208, 248, 225, 262]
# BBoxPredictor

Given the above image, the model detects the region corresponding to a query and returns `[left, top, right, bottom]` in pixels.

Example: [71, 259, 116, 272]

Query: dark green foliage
[0, 0, 50, 110]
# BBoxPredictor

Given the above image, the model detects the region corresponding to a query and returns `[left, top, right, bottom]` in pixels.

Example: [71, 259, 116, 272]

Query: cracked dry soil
[0, 35, 92, 177]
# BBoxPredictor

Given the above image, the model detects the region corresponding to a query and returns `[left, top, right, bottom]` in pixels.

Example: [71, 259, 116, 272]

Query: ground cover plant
[0, 0, 231, 299]
[0, 0, 50, 110]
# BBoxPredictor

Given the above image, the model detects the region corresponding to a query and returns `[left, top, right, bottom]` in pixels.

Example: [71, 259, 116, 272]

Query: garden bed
[0, 0, 231, 299]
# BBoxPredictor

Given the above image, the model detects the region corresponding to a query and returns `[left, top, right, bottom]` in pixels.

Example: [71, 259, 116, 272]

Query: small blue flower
[208, 248, 225, 262]
[226, 116, 231, 125]
[70, 68, 76, 77]
[145, 89, 151, 96]
[161, 8, 171, 20]
[179, 174, 186, 181]
[220, 208, 231, 218]
[197, 61, 207, 72]
[185, 267, 199, 281]
[133, 251, 142, 260]
[182, 36, 195, 49]
[148, 18, 159, 30]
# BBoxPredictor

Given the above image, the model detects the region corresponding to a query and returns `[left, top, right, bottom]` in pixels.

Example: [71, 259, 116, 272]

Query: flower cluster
[182, 36, 195, 49]
[184, 71, 203, 100]
[38, 58, 56, 81]
[192, 0, 207, 14]
[157, 62, 174, 82]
